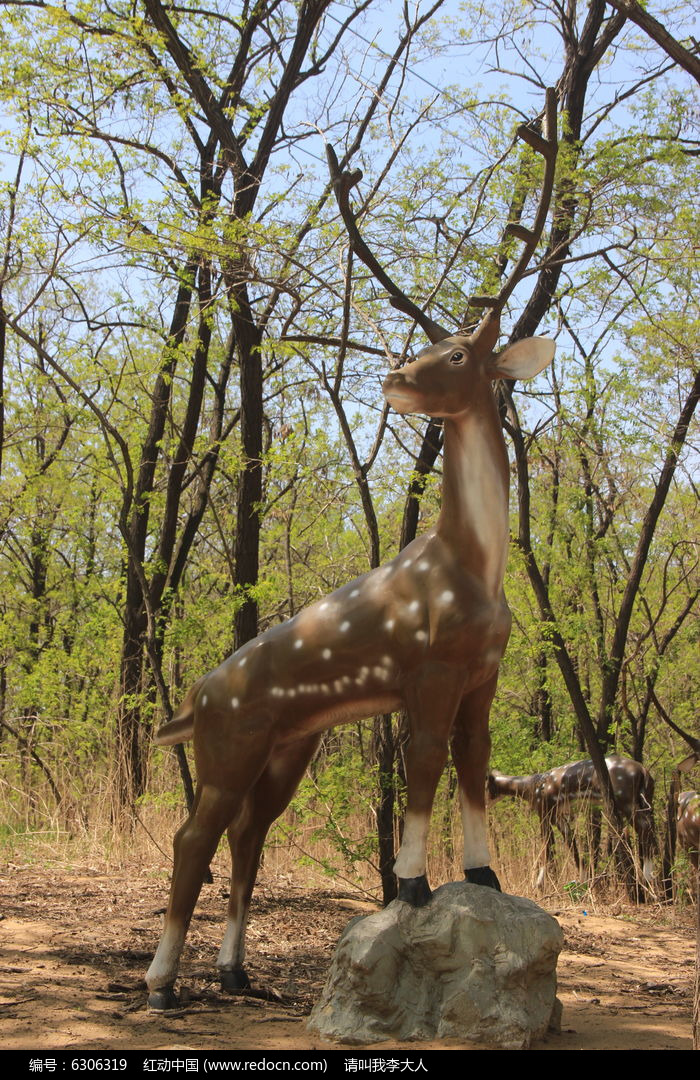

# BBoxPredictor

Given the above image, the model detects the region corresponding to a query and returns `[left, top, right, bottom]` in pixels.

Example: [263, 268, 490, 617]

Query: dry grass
[1, 770, 697, 919]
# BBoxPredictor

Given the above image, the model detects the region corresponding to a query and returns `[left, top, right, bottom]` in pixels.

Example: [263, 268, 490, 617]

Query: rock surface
[308, 881, 562, 1049]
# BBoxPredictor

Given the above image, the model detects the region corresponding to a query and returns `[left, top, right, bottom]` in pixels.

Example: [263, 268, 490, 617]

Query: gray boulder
[308, 881, 562, 1049]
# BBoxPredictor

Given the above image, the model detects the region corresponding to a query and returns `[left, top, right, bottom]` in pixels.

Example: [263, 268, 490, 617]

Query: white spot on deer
[238, 655, 248, 666]
[231, 697, 239, 709]
[385, 619, 395, 631]
[417, 560, 430, 572]
[408, 600, 420, 613]
[322, 648, 332, 660]
[201, 695, 208, 707]
[402, 558, 413, 568]
[340, 620, 350, 633]
[350, 588, 360, 598]
[439, 590, 455, 605]
[415, 630, 427, 643]
[319, 601, 330, 612]
[382, 655, 392, 667]
[293, 639, 303, 650]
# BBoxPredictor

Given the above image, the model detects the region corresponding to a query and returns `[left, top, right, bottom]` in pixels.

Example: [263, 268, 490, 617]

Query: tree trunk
[372, 713, 398, 905]
[231, 293, 264, 652]
[115, 261, 196, 815]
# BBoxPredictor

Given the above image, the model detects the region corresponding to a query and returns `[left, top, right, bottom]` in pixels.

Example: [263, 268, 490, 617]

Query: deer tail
[153, 676, 207, 746]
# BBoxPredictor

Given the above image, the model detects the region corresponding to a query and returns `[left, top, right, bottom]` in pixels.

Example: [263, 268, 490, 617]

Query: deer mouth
[384, 390, 418, 413]
[382, 373, 421, 413]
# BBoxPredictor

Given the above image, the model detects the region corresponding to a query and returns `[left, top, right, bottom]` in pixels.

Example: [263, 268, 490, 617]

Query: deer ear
[490, 337, 555, 380]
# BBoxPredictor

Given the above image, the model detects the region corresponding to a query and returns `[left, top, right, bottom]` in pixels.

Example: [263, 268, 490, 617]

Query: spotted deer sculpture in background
[677, 791, 700, 872]
[488, 754, 657, 888]
[146, 92, 559, 1009]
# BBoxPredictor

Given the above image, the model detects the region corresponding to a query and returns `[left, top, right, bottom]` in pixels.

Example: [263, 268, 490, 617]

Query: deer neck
[437, 389, 510, 592]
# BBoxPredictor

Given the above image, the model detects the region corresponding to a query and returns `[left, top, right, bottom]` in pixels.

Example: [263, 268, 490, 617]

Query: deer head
[383, 327, 555, 419]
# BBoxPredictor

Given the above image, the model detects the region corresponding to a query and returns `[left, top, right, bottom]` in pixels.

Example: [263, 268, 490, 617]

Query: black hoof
[397, 874, 432, 907]
[465, 865, 502, 891]
[148, 985, 179, 1010]
[220, 966, 251, 992]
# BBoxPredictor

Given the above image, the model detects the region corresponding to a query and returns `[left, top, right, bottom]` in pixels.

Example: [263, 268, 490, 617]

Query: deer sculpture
[644, 700, 699, 901]
[488, 754, 657, 888]
[677, 790, 699, 872]
[146, 91, 559, 1009]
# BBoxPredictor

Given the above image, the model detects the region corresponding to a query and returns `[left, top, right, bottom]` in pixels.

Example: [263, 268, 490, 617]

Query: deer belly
[281, 693, 401, 742]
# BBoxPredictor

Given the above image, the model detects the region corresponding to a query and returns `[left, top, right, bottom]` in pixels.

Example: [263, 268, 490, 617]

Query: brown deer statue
[677, 790, 699, 872]
[488, 754, 657, 888]
[646, 696, 700, 900]
[146, 91, 559, 1009]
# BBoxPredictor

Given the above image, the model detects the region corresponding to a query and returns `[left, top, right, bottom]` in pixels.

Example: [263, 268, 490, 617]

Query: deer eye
[449, 351, 465, 365]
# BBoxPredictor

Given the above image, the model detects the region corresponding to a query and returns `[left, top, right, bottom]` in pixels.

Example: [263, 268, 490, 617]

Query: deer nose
[383, 369, 416, 392]
[382, 370, 418, 409]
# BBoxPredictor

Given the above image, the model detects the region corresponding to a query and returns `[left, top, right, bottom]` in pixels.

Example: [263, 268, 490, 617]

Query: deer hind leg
[394, 666, 466, 906]
[146, 781, 242, 1009]
[217, 734, 321, 992]
[535, 809, 556, 891]
[633, 808, 657, 885]
[556, 814, 581, 874]
[450, 674, 501, 891]
[590, 806, 603, 874]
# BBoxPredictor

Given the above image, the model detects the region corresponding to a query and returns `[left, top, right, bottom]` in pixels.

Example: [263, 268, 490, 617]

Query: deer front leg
[451, 674, 501, 891]
[394, 666, 465, 906]
[217, 734, 321, 992]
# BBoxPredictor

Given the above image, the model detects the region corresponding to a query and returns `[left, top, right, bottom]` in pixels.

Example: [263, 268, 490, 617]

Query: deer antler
[468, 87, 558, 328]
[327, 89, 558, 346]
[325, 143, 449, 344]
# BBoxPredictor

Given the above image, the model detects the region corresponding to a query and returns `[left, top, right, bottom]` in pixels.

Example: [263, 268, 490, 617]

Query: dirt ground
[0, 861, 696, 1052]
